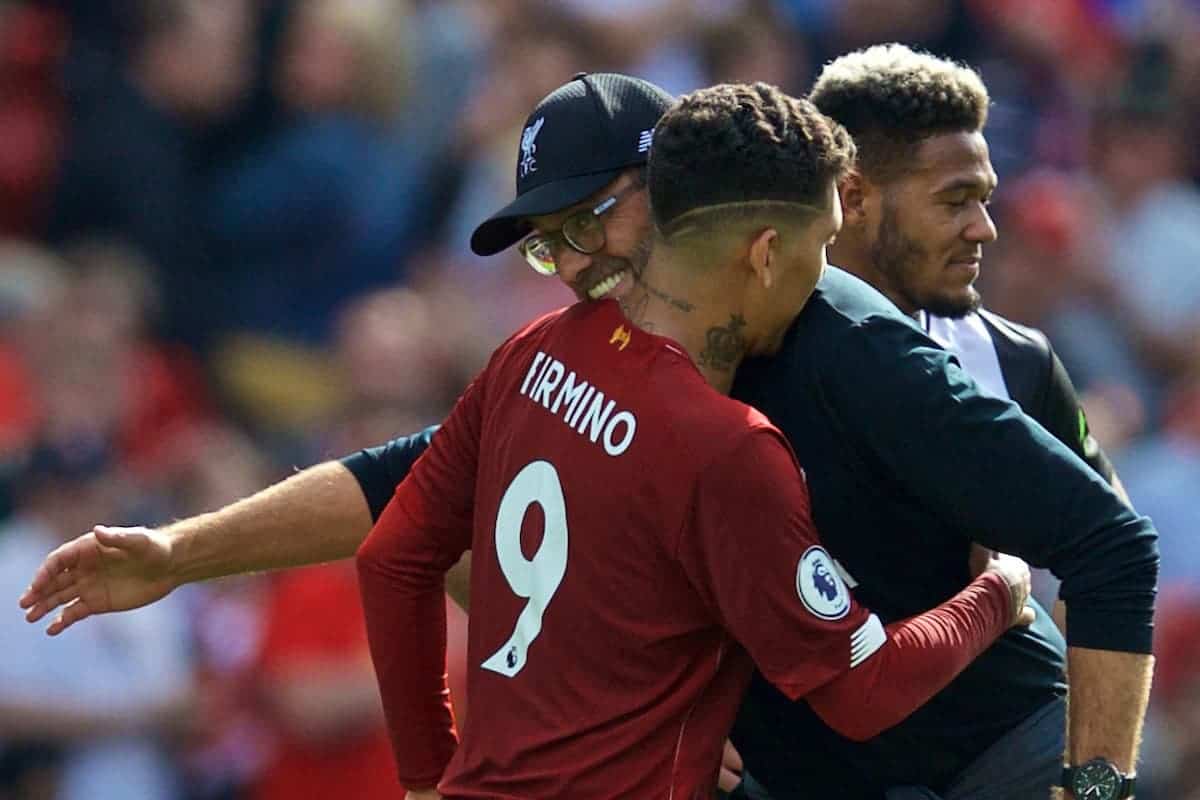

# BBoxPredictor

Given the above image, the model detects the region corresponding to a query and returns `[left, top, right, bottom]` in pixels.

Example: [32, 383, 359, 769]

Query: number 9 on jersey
[481, 460, 569, 678]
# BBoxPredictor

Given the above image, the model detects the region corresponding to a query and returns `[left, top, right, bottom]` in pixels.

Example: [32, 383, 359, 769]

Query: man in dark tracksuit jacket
[727, 269, 1146, 800]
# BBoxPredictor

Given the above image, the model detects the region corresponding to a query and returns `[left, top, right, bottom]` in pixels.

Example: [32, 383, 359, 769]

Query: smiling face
[862, 130, 998, 318]
[523, 171, 653, 304]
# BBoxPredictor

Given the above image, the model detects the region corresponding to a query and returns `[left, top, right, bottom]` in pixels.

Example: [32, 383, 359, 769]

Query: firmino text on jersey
[519, 350, 637, 457]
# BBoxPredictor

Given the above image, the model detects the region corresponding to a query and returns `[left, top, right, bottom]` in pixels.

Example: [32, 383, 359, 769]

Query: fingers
[1013, 584, 1032, 626]
[722, 738, 743, 772]
[23, 581, 86, 623]
[1015, 604, 1037, 627]
[20, 540, 84, 604]
[981, 552, 1033, 626]
[719, 738, 744, 791]
[45, 597, 95, 636]
[21, 529, 138, 621]
[20, 550, 89, 619]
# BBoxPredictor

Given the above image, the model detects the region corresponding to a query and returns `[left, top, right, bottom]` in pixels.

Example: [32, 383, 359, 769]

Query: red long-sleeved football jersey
[356, 300, 1010, 799]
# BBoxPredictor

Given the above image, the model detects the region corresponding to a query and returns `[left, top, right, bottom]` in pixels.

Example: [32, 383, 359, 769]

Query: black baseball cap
[469, 72, 675, 256]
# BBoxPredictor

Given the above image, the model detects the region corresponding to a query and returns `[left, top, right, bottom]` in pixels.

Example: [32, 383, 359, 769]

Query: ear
[838, 171, 870, 227]
[747, 228, 778, 289]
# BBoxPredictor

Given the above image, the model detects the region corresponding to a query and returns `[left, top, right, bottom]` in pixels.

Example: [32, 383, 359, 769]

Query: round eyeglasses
[518, 183, 642, 275]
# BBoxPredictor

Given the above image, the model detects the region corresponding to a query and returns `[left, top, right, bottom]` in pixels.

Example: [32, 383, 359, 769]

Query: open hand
[18, 526, 176, 635]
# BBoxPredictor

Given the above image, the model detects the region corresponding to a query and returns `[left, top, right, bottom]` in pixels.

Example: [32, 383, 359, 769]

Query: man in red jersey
[356, 82, 1034, 800]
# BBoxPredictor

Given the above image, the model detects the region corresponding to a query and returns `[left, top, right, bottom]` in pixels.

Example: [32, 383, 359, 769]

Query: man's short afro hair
[809, 44, 989, 182]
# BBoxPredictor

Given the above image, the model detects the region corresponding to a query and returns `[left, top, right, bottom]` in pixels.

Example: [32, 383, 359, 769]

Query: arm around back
[678, 427, 1024, 742]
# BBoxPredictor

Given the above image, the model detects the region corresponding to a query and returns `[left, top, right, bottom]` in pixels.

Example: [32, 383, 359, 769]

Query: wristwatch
[1061, 758, 1136, 799]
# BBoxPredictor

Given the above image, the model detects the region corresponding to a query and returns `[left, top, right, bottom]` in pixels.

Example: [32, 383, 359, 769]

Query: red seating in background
[0, 5, 67, 237]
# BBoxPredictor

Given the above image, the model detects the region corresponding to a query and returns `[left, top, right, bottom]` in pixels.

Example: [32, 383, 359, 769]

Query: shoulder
[510, 305, 575, 342]
[740, 271, 958, 420]
[973, 308, 1059, 406]
[688, 414, 801, 502]
[484, 306, 573, 369]
[505, 302, 639, 351]
[975, 308, 1052, 361]
[758, 267, 930, 376]
[802, 267, 932, 358]
[649, 365, 793, 476]
[808, 266, 923, 330]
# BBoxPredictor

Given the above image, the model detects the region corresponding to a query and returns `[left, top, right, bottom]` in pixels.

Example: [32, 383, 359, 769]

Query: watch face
[1072, 760, 1121, 800]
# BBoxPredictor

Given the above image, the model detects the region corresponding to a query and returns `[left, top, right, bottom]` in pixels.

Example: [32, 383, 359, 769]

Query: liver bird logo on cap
[519, 117, 545, 178]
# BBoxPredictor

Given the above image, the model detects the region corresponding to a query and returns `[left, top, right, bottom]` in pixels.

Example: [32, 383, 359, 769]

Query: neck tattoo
[698, 314, 747, 372]
[642, 281, 696, 313]
[618, 291, 655, 331]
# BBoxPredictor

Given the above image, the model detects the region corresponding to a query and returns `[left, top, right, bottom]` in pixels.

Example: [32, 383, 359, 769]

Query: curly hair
[648, 82, 855, 232]
[809, 44, 989, 183]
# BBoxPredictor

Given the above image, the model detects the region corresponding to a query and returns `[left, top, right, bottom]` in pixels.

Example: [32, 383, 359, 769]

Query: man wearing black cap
[471, 73, 663, 250]
[23, 67, 1157, 800]
[471, 72, 672, 305]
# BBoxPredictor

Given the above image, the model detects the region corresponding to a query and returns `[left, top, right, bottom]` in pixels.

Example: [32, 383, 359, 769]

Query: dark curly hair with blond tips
[648, 82, 856, 231]
[809, 44, 989, 183]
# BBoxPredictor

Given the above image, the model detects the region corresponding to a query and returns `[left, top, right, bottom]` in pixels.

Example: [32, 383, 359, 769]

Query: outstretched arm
[20, 460, 372, 634]
[19, 428, 447, 634]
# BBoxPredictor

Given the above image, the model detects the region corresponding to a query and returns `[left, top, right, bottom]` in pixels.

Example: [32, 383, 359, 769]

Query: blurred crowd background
[0, 0, 1198, 798]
